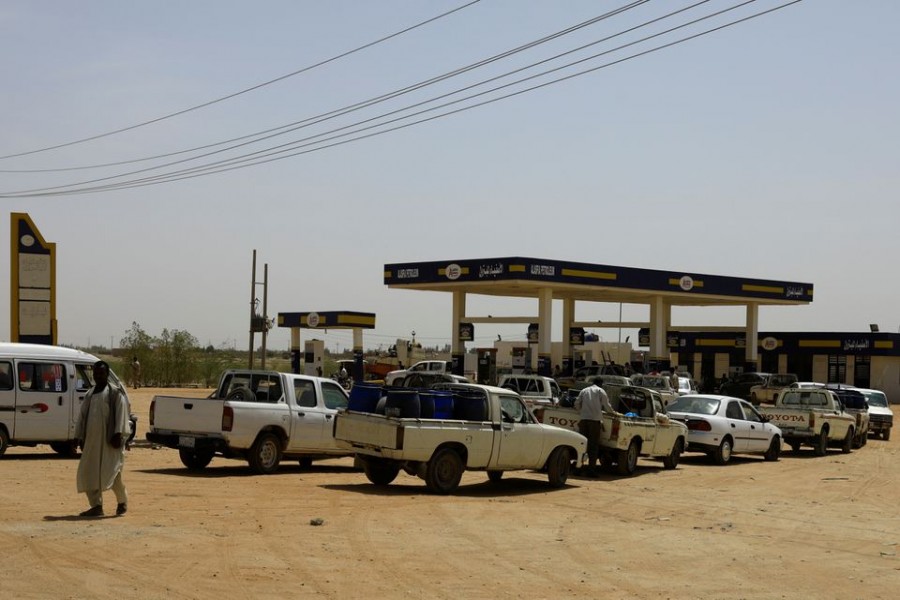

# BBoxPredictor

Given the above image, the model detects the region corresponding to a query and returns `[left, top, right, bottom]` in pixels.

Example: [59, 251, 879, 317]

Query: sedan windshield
[668, 396, 720, 415]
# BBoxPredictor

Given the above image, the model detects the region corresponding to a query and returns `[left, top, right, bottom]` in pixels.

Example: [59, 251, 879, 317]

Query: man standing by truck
[75, 361, 131, 517]
[574, 381, 613, 476]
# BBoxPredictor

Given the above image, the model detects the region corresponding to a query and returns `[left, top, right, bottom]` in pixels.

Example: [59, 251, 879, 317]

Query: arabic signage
[477, 263, 502, 278]
[458, 322, 474, 342]
[11, 213, 56, 344]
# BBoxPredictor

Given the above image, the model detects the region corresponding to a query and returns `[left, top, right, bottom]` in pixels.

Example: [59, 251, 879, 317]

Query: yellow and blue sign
[10, 213, 56, 345]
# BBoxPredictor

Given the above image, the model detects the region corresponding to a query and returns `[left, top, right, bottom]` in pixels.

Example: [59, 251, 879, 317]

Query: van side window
[0, 362, 13, 390]
[18, 363, 67, 393]
[75, 364, 93, 392]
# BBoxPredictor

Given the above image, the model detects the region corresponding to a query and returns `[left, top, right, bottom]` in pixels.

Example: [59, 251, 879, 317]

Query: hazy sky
[1, 0, 898, 354]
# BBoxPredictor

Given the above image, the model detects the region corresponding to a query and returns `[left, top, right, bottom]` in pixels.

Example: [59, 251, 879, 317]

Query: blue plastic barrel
[419, 391, 454, 419]
[348, 382, 382, 413]
[385, 389, 421, 418]
[453, 392, 487, 421]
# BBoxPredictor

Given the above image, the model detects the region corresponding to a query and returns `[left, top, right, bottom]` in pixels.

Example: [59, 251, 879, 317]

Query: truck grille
[869, 414, 893, 425]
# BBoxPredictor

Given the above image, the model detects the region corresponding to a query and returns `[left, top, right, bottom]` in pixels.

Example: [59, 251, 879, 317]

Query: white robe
[75, 387, 129, 493]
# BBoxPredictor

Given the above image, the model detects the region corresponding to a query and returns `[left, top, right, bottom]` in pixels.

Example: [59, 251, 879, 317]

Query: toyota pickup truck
[333, 383, 586, 494]
[147, 370, 351, 474]
[533, 385, 688, 476]
[748, 373, 798, 405]
[760, 388, 856, 455]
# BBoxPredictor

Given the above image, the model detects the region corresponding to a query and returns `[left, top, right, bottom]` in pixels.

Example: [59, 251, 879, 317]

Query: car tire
[50, 441, 79, 457]
[298, 457, 313, 469]
[487, 470, 504, 483]
[789, 441, 802, 453]
[662, 438, 683, 469]
[764, 436, 781, 462]
[813, 427, 829, 457]
[841, 427, 854, 454]
[362, 457, 400, 486]
[226, 387, 256, 402]
[426, 448, 464, 494]
[884, 428, 891, 441]
[712, 437, 733, 465]
[179, 448, 214, 471]
[248, 432, 282, 474]
[616, 440, 639, 476]
[0, 428, 10, 456]
[546, 447, 571, 487]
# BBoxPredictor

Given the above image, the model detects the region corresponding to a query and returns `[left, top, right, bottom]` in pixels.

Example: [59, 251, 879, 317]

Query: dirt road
[1, 388, 897, 599]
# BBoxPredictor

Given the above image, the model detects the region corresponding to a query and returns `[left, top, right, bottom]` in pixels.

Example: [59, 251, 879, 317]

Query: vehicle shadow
[43, 514, 120, 522]
[0, 453, 77, 461]
[134, 463, 361, 478]
[322, 477, 580, 498]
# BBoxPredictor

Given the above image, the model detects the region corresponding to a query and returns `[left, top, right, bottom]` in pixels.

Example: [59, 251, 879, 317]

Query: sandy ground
[1, 387, 898, 599]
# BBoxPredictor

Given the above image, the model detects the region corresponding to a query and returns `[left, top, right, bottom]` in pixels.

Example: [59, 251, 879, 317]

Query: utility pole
[248, 250, 271, 370]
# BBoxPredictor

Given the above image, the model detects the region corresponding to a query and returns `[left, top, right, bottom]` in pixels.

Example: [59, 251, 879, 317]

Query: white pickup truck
[760, 388, 856, 455]
[384, 360, 452, 386]
[533, 385, 688, 476]
[147, 370, 351, 474]
[333, 383, 586, 494]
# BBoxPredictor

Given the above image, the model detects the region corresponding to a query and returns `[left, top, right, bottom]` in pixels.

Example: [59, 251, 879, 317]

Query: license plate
[178, 436, 195, 448]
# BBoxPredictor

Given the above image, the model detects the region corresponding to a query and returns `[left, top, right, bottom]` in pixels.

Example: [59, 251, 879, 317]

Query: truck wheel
[179, 448, 214, 471]
[841, 427, 854, 454]
[0, 428, 10, 456]
[750, 393, 758, 405]
[789, 441, 802, 453]
[362, 458, 400, 486]
[712, 437, 733, 465]
[425, 448, 464, 494]
[764, 436, 781, 462]
[298, 457, 313, 469]
[546, 447, 571, 487]
[616, 440, 639, 476]
[487, 470, 504, 483]
[50, 441, 79, 457]
[248, 432, 282, 474]
[662, 438, 683, 469]
[813, 427, 829, 456]
[884, 428, 891, 441]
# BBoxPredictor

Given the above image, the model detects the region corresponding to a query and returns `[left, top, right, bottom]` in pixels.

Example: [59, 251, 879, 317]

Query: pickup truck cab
[384, 360, 451, 386]
[535, 385, 688, 476]
[629, 374, 677, 406]
[147, 370, 351, 474]
[497, 374, 562, 407]
[0, 343, 134, 457]
[749, 373, 798, 405]
[856, 388, 893, 440]
[760, 388, 856, 455]
[333, 383, 586, 494]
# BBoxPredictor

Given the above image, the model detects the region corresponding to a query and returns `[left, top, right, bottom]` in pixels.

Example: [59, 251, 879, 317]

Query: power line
[0, 1, 802, 198]
[0, 0, 650, 174]
[0, 0, 482, 162]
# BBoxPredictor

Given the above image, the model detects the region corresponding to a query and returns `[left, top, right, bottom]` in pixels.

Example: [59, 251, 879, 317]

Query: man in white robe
[75, 361, 131, 517]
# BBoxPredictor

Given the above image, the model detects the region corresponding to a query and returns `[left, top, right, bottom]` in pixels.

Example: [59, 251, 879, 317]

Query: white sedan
[667, 394, 783, 465]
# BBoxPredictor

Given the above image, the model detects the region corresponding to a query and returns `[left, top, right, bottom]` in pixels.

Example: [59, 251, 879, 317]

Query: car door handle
[730, 423, 736, 428]
[58, 396, 63, 406]
[325, 415, 333, 420]
[296, 412, 306, 417]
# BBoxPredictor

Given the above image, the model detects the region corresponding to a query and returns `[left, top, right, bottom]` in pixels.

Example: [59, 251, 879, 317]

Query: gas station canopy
[384, 257, 813, 376]
[384, 257, 812, 306]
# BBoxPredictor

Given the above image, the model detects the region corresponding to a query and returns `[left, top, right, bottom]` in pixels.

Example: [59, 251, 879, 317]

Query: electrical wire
[0, 0, 482, 161]
[0, 0, 803, 198]
[0, 0, 650, 173]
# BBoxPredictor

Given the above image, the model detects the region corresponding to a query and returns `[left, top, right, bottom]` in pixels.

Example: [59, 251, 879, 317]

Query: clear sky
[1, 0, 898, 354]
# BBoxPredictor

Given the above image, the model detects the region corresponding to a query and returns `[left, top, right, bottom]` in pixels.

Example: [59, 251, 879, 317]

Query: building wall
[871, 356, 900, 404]
[812, 355, 829, 383]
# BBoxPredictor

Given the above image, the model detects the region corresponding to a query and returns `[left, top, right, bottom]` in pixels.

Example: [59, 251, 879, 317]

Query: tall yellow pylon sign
[10, 213, 56, 345]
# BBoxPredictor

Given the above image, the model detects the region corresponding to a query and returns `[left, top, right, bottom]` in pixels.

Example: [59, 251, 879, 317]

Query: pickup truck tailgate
[762, 409, 810, 431]
[152, 396, 225, 434]
[335, 411, 403, 450]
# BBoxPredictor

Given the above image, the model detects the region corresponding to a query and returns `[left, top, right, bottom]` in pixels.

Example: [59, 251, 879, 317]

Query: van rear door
[13, 359, 72, 441]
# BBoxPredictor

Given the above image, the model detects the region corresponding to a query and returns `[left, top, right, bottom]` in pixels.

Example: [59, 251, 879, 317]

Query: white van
[0, 343, 132, 456]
